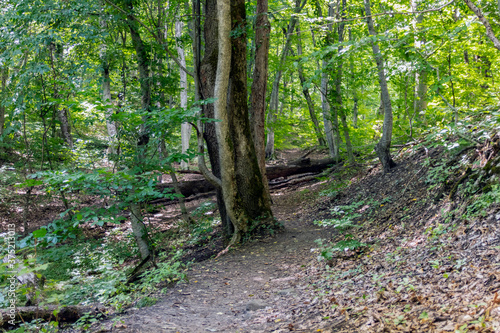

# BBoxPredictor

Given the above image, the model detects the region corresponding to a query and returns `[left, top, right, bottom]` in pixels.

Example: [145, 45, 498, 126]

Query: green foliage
[314, 199, 372, 261]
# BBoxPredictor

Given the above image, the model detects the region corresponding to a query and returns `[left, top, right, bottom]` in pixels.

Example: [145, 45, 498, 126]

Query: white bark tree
[176, 19, 192, 169]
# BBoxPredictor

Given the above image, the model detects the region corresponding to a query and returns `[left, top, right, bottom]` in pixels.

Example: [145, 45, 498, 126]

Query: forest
[0, 0, 500, 331]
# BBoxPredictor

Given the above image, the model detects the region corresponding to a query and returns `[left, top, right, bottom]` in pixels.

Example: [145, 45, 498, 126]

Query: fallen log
[156, 158, 336, 199]
[0, 304, 105, 328]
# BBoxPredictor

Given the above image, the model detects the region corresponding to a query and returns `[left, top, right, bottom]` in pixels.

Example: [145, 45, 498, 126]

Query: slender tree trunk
[100, 13, 117, 155]
[335, 0, 355, 164]
[348, 28, 359, 128]
[364, 0, 396, 172]
[249, 0, 271, 185]
[411, 0, 428, 121]
[296, 25, 326, 146]
[0, 67, 7, 137]
[265, 0, 306, 158]
[58, 108, 73, 149]
[49, 43, 73, 149]
[176, 19, 192, 169]
[127, 11, 152, 260]
[448, 49, 457, 124]
[320, 3, 341, 160]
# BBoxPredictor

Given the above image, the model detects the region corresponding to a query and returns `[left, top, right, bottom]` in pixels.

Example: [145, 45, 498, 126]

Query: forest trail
[96, 179, 336, 333]
[92, 141, 500, 333]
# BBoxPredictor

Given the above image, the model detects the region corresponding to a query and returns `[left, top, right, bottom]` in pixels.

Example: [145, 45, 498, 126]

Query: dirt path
[96, 181, 334, 333]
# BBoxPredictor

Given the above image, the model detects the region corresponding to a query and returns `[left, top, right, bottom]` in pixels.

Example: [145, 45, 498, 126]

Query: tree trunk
[411, 0, 428, 121]
[176, 19, 192, 169]
[212, 0, 274, 245]
[57, 108, 73, 149]
[249, 0, 271, 185]
[228, 0, 273, 241]
[199, 0, 233, 237]
[349, 27, 359, 128]
[296, 24, 326, 146]
[335, 0, 355, 164]
[126, 10, 152, 260]
[102, 65, 118, 154]
[320, 3, 341, 161]
[100, 15, 118, 155]
[364, 0, 396, 172]
[0, 67, 6, 137]
[214, 0, 243, 244]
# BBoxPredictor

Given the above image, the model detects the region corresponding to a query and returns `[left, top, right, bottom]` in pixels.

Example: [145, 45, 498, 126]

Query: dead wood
[155, 158, 336, 201]
[1, 305, 105, 327]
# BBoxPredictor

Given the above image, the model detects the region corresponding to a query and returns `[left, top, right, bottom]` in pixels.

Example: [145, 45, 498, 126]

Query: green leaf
[33, 228, 47, 238]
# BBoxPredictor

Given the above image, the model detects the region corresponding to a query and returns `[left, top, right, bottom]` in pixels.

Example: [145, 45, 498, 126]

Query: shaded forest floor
[2, 134, 500, 332]
[85, 137, 500, 332]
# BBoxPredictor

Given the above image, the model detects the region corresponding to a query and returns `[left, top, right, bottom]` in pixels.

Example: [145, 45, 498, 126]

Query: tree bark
[214, 0, 244, 244]
[0, 67, 7, 137]
[176, 18, 192, 169]
[320, 3, 341, 161]
[364, 0, 396, 172]
[249, 0, 271, 185]
[227, 0, 273, 242]
[199, 0, 233, 237]
[100, 14, 118, 155]
[348, 27, 359, 128]
[335, 0, 355, 164]
[296, 24, 326, 146]
[126, 8, 152, 260]
[411, 0, 428, 121]
[1, 305, 106, 328]
[156, 158, 336, 199]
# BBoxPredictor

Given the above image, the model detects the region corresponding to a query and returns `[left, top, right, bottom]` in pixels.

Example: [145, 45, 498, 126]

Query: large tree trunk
[212, 0, 274, 245]
[176, 19, 192, 169]
[228, 0, 273, 242]
[214, 0, 243, 244]
[265, 0, 306, 158]
[199, 0, 233, 237]
[249, 0, 271, 186]
[296, 24, 326, 146]
[364, 0, 396, 172]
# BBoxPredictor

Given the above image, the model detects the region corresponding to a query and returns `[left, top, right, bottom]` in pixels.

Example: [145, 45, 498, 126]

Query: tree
[364, 0, 396, 172]
[249, 0, 272, 185]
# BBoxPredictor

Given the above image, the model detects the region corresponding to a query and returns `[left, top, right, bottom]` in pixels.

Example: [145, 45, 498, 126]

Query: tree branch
[287, 0, 457, 36]
[463, 0, 500, 51]
[189, 121, 222, 189]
